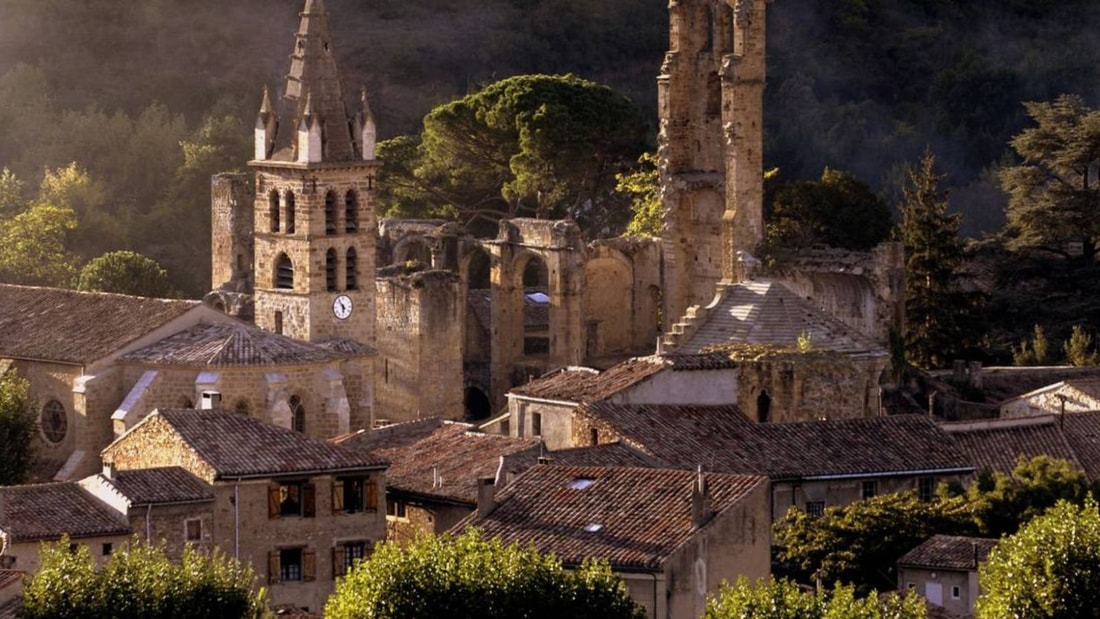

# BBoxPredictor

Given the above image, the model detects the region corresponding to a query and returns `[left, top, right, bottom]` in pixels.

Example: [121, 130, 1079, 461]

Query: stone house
[100, 407, 388, 614]
[501, 353, 739, 449]
[0, 481, 131, 574]
[0, 284, 375, 483]
[459, 465, 771, 619]
[1000, 378, 1100, 418]
[942, 412, 1100, 480]
[79, 466, 217, 560]
[335, 418, 541, 541]
[572, 403, 974, 519]
[897, 535, 997, 617]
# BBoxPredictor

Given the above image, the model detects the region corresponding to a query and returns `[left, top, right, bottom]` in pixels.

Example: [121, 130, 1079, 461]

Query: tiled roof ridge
[941, 415, 1056, 432]
[897, 534, 999, 570]
[0, 282, 193, 305]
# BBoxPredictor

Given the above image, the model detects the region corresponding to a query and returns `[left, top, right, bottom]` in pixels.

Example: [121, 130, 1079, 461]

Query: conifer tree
[897, 151, 980, 369]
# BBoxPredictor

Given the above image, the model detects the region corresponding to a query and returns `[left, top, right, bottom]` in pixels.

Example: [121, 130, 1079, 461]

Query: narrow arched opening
[269, 190, 280, 233]
[345, 190, 359, 232]
[464, 386, 492, 422]
[275, 253, 294, 289]
[757, 390, 771, 423]
[520, 255, 550, 358]
[285, 191, 296, 234]
[325, 191, 337, 235]
[326, 248, 338, 291]
[346, 247, 358, 290]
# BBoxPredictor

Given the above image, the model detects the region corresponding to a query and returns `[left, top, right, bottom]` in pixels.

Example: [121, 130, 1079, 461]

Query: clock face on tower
[333, 294, 353, 320]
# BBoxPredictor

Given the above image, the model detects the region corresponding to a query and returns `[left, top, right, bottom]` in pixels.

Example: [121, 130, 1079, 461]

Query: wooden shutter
[303, 483, 316, 518]
[268, 485, 281, 519]
[303, 548, 317, 582]
[366, 479, 378, 511]
[268, 550, 281, 585]
[332, 481, 345, 515]
[332, 545, 346, 579]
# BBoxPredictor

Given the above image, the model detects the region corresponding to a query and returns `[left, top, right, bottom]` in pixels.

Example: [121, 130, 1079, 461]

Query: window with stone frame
[531, 412, 542, 437]
[333, 476, 378, 514]
[184, 518, 203, 543]
[332, 540, 369, 578]
[285, 191, 296, 234]
[326, 248, 338, 291]
[275, 254, 294, 289]
[268, 190, 280, 233]
[269, 480, 316, 519]
[289, 395, 305, 433]
[325, 191, 338, 235]
[346, 247, 358, 290]
[40, 399, 67, 444]
[269, 547, 316, 584]
[805, 500, 825, 517]
[344, 191, 359, 232]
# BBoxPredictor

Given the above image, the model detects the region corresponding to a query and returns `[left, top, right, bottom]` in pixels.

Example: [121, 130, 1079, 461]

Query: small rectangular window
[917, 477, 935, 502]
[805, 501, 825, 518]
[280, 547, 303, 582]
[334, 477, 373, 514]
[269, 481, 315, 518]
[861, 480, 877, 500]
[386, 499, 408, 520]
[343, 541, 367, 573]
[951, 586, 961, 599]
[532, 412, 542, 437]
[102, 543, 113, 557]
[185, 518, 203, 543]
[907, 582, 915, 591]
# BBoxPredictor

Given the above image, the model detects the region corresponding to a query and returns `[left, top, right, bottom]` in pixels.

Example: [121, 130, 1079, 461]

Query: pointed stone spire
[254, 86, 278, 160]
[358, 86, 377, 161]
[297, 91, 324, 164]
[280, 0, 357, 161]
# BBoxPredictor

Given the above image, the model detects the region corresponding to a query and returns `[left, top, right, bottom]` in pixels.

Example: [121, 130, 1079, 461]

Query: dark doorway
[465, 386, 492, 421]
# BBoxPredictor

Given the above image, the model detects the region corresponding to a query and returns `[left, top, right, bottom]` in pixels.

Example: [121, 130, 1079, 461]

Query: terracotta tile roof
[941, 416, 1082, 477]
[580, 403, 973, 480]
[0, 482, 129, 542]
[1062, 412, 1100, 479]
[129, 409, 388, 479]
[664, 280, 885, 356]
[0, 598, 20, 619]
[119, 322, 349, 367]
[103, 467, 214, 505]
[543, 443, 658, 468]
[0, 284, 199, 364]
[315, 337, 377, 357]
[342, 420, 540, 504]
[663, 352, 740, 371]
[0, 571, 20, 591]
[465, 465, 767, 570]
[509, 357, 669, 403]
[897, 535, 997, 570]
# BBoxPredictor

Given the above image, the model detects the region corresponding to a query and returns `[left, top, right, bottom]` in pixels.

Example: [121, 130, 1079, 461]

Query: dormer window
[566, 478, 596, 491]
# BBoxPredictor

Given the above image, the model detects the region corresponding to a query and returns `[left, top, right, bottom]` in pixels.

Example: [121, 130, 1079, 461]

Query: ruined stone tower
[250, 0, 378, 346]
[659, 0, 769, 326]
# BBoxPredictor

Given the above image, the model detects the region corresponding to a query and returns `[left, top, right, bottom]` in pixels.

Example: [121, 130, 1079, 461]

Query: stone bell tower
[658, 0, 770, 326]
[250, 0, 378, 346]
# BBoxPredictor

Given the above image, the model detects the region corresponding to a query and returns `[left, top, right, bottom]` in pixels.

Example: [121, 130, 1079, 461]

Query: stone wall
[768, 242, 905, 345]
[210, 173, 255, 294]
[509, 397, 576, 450]
[735, 353, 888, 422]
[583, 238, 663, 361]
[374, 270, 464, 423]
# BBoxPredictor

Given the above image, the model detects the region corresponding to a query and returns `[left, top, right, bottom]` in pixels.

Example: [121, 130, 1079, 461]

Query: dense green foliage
[378, 74, 647, 237]
[78, 251, 172, 298]
[23, 538, 265, 619]
[325, 529, 645, 619]
[704, 577, 927, 619]
[1000, 95, 1100, 262]
[0, 372, 36, 485]
[976, 498, 1100, 618]
[617, 152, 661, 237]
[774, 456, 1096, 594]
[897, 152, 984, 369]
[774, 491, 975, 595]
[765, 168, 892, 251]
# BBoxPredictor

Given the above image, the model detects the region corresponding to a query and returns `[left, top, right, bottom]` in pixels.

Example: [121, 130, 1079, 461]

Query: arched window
[40, 400, 67, 444]
[326, 248, 338, 291]
[289, 395, 305, 433]
[285, 191, 296, 234]
[345, 191, 358, 232]
[325, 191, 337, 235]
[275, 253, 294, 289]
[346, 247, 358, 291]
[757, 390, 771, 423]
[269, 190, 280, 233]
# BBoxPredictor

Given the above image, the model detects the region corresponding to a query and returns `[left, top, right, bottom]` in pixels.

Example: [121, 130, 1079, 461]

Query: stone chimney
[200, 391, 222, 410]
[691, 466, 713, 528]
[476, 477, 497, 519]
[102, 462, 114, 479]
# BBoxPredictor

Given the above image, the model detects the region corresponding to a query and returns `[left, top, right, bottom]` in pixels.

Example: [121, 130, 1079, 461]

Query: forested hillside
[1, 0, 1098, 348]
